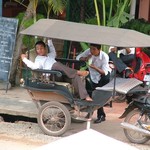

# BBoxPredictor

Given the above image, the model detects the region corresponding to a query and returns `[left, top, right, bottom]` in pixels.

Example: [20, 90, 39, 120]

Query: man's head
[35, 41, 47, 56]
[90, 43, 101, 56]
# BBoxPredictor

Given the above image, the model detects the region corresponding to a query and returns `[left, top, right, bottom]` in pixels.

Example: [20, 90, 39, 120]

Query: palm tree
[10, 0, 34, 86]
[10, 0, 67, 85]
[130, 0, 137, 19]
[45, 0, 67, 18]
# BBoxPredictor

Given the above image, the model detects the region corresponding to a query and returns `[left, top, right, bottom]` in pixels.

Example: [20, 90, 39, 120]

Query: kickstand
[86, 118, 92, 129]
[86, 110, 93, 129]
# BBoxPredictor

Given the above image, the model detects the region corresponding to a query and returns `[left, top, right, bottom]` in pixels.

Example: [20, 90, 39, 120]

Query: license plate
[144, 75, 150, 81]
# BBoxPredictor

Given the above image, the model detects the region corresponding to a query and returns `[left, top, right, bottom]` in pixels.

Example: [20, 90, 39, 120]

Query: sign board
[0, 17, 18, 82]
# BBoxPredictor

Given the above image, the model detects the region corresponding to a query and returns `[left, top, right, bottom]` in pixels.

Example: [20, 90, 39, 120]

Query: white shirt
[76, 49, 111, 84]
[22, 40, 56, 70]
[109, 47, 135, 55]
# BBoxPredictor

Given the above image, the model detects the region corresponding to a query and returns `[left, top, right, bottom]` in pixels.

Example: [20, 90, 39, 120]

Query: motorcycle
[120, 75, 150, 144]
[110, 47, 150, 103]
[128, 47, 150, 83]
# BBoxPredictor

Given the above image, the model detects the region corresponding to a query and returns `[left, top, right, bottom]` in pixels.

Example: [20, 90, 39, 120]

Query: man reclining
[21, 39, 92, 102]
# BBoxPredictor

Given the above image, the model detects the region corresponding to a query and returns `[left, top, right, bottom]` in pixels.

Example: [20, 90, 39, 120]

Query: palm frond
[47, 0, 67, 15]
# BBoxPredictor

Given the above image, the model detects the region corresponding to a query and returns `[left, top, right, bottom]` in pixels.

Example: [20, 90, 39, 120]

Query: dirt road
[0, 87, 149, 149]
[0, 102, 149, 150]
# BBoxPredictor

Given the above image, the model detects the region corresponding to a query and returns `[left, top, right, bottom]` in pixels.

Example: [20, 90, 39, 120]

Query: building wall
[2, 0, 27, 17]
[139, 0, 150, 21]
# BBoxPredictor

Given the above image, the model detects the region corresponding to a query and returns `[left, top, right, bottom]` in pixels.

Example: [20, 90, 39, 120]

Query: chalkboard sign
[0, 17, 18, 82]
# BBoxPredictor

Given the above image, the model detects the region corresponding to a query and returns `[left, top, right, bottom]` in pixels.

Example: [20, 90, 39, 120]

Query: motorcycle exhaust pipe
[121, 122, 150, 137]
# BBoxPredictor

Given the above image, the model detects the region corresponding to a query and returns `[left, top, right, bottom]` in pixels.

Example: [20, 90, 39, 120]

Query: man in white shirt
[21, 40, 92, 101]
[76, 43, 111, 123]
[109, 47, 135, 77]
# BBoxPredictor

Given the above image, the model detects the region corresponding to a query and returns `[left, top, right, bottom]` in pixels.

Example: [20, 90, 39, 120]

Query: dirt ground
[0, 102, 149, 150]
[0, 87, 149, 150]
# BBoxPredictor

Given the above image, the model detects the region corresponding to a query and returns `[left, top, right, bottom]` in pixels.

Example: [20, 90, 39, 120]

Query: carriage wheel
[37, 101, 71, 136]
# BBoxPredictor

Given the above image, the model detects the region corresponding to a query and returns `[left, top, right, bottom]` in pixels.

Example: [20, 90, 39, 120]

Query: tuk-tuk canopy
[20, 19, 150, 48]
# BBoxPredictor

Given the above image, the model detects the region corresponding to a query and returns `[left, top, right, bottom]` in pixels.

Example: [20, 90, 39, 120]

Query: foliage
[16, 12, 45, 49]
[121, 18, 150, 35]
[80, 0, 132, 52]
[106, 1, 131, 27]
[84, 17, 97, 25]
[15, 0, 68, 49]
[16, 12, 44, 27]
[47, 0, 67, 15]
[97, 0, 131, 27]
[121, 18, 150, 56]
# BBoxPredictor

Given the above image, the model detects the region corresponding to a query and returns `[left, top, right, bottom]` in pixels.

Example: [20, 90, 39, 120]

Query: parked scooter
[128, 47, 150, 84]
[106, 47, 150, 143]
[120, 76, 150, 144]
[111, 47, 150, 103]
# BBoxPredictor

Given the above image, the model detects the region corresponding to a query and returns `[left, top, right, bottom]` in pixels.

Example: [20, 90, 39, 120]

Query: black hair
[90, 43, 101, 50]
[117, 47, 122, 50]
[35, 41, 46, 48]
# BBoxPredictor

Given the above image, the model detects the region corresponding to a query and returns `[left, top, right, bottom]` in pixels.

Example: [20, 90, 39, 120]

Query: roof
[20, 19, 150, 47]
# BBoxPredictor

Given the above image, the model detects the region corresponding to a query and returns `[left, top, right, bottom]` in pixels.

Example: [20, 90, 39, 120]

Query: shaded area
[0, 114, 37, 123]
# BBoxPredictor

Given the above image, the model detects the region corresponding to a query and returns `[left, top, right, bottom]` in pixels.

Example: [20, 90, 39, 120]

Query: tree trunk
[80, 0, 85, 21]
[9, 1, 34, 86]
[130, 0, 136, 19]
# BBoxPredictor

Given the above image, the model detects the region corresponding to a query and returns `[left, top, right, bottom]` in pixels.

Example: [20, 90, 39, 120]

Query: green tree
[81, 0, 132, 52]
[10, 0, 67, 85]
[92, 0, 132, 27]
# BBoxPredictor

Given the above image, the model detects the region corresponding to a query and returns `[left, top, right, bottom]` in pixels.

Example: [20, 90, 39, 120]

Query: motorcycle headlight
[144, 74, 150, 82]
[144, 74, 150, 92]
[146, 81, 150, 86]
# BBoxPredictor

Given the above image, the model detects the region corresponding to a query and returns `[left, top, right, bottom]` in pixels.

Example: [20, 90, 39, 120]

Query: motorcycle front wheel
[123, 109, 150, 144]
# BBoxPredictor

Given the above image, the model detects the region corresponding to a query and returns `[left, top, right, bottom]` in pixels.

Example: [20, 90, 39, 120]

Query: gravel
[0, 120, 149, 150]
[0, 121, 61, 144]
[0, 121, 62, 150]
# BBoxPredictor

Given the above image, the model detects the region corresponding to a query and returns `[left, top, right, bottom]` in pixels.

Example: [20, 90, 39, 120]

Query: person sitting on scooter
[76, 43, 111, 123]
[21, 39, 92, 102]
[108, 46, 135, 77]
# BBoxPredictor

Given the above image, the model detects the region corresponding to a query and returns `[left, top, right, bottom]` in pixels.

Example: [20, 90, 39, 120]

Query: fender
[119, 102, 136, 119]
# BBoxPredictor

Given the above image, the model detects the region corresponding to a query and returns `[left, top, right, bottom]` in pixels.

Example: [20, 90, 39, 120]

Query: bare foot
[85, 96, 93, 102]
[77, 70, 89, 77]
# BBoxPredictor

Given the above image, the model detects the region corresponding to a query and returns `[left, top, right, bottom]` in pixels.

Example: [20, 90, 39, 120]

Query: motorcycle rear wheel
[124, 109, 150, 144]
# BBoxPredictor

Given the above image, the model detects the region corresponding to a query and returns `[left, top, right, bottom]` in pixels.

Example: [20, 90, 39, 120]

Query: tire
[37, 101, 71, 136]
[123, 109, 150, 144]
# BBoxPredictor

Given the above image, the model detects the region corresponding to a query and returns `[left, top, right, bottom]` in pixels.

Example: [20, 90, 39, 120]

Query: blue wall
[0, 0, 2, 16]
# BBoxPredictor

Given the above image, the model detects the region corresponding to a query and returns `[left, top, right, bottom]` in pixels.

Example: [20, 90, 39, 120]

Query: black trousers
[91, 72, 110, 118]
[109, 52, 134, 73]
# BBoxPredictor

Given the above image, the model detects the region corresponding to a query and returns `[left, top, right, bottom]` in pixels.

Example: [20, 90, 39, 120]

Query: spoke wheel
[124, 109, 150, 144]
[37, 101, 71, 136]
